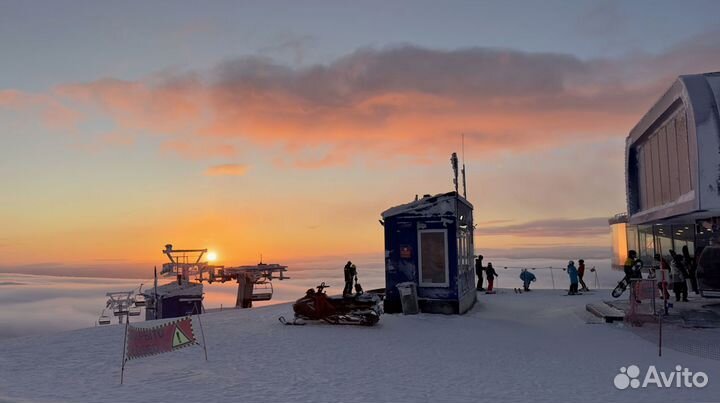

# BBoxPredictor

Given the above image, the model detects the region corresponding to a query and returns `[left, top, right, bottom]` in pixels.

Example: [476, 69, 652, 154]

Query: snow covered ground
[2, 288, 720, 403]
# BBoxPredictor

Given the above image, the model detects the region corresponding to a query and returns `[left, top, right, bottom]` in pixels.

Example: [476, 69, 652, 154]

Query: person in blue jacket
[567, 260, 579, 295]
[519, 269, 536, 292]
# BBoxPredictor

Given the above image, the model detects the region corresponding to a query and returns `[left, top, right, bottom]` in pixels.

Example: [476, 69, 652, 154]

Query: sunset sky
[2, 1, 720, 275]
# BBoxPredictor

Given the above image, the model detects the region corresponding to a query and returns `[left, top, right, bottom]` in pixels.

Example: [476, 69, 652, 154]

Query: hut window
[458, 227, 473, 269]
[418, 229, 449, 287]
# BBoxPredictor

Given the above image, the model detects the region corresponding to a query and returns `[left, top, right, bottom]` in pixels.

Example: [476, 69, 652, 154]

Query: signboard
[120, 315, 207, 384]
[126, 317, 197, 361]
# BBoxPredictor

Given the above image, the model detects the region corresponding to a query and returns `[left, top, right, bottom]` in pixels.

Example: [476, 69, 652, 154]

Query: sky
[1, 0, 720, 276]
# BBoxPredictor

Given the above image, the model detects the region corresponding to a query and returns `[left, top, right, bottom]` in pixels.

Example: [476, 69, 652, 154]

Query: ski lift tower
[102, 291, 141, 324]
[150, 244, 289, 317]
[160, 244, 216, 284]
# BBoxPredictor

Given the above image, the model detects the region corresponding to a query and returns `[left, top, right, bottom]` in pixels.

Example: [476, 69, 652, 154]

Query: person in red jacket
[578, 259, 589, 292]
[485, 263, 498, 294]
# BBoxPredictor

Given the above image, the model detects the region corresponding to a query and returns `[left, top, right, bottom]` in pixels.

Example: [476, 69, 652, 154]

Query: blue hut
[381, 191, 476, 314]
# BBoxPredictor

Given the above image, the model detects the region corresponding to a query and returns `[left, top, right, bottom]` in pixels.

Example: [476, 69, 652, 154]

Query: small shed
[144, 282, 203, 320]
[381, 191, 476, 314]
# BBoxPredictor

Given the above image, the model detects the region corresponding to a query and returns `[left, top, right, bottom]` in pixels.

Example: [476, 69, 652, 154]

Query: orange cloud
[0, 89, 81, 131]
[204, 164, 249, 176]
[4, 32, 720, 170]
[478, 217, 610, 237]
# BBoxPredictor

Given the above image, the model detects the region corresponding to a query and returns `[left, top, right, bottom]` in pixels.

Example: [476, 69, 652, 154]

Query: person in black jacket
[475, 255, 485, 291]
[682, 245, 698, 294]
[485, 262, 498, 293]
[624, 250, 638, 280]
[343, 261, 357, 297]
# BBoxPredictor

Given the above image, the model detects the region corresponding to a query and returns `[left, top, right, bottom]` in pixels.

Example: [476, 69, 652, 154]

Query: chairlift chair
[98, 311, 111, 325]
[128, 308, 141, 317]
[133, 294, 146, 307]
[251, 281, 273, 301]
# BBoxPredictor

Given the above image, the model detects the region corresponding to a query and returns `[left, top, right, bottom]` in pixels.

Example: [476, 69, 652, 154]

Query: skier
[577, 259, 589, 292]
[682, 245, 699, 294]
[343, 261, 357, 297]
[475, 255, 485, 291]
[567, 260, 579, 295]
[485, 262, 498, 294]
[519, 269, 536, 292]
[669, 250, 689, 302]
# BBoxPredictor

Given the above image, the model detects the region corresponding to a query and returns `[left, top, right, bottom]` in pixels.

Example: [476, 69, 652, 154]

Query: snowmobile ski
[278, 316, 305, 326]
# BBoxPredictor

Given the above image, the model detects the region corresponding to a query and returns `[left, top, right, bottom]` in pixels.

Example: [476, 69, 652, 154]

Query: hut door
[418, 229, 449, 287]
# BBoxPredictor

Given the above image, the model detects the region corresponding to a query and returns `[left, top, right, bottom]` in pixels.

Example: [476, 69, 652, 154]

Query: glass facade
[610, 222, 629, 269]
[673, 225, 695, 256]
[615, 222, 715, 269]
[627, 225, 639, 256]
[638, 225, 655, 265]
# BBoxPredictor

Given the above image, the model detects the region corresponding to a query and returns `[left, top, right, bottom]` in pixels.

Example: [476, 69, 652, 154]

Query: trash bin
[396, 282, 419, 315]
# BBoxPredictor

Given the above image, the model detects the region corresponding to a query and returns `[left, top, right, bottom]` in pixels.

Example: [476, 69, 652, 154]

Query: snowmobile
[279, 282, 382, 326]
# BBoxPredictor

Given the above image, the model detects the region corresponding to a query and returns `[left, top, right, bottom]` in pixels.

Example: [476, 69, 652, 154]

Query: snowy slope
[2, 290, 719, 403]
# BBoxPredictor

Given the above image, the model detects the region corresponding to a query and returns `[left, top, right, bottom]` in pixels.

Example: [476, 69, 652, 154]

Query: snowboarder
[682, 245, 699, 294]
[343, 261, 357, 297]
[624, 250, 638, 279]
[578, 259, 589, 292]
[475, 255, 485, 291]
[485, 263, 498, 293]
[519, 269, 536, 292]
[669, 250, 688, 302]
[567, 260, 579, 295]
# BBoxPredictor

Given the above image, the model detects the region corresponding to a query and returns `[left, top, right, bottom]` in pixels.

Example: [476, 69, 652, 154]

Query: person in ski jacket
[578, 259, 589, 292]
[669, 251, 688, 302]
[624, 250, 638, 279]
[343, 261, 357, 297]
[567, 260, 579, 295]
[485, 263, 498, 293]
[475, 255, 485, 291]
[519, 269, 536, 291]
[653, 254, 671, 300]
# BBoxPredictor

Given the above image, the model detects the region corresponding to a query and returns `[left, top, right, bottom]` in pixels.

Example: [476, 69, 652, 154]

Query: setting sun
[207, 252, 218, 262]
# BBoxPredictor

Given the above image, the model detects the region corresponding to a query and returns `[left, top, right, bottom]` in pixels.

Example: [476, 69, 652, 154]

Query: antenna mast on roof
[451, 152, 459, 194]
[461, 134, 467, 199]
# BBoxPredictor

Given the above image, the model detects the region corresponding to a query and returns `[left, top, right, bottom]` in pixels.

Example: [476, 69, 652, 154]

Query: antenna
[461, 133, 467, 199]
[451, 152, 459, 194]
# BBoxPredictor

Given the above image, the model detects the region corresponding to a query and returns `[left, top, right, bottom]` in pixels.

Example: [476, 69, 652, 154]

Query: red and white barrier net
[626, 279, 661, 326]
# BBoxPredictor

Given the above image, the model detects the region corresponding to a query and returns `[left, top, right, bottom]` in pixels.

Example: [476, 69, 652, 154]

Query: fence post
[550, 267, 556, 290]
[593, 267, 599, 289]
